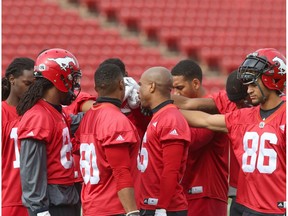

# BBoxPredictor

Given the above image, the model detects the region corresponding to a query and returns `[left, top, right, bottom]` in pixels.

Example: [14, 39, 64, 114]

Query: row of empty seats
[3, 0, 197, 96]
[78, 0, 286, 74]
[6, 0, 284, 96]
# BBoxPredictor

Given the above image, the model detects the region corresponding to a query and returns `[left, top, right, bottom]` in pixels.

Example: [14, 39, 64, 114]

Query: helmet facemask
[238, 54, 272, 83]
[61, 69, 82, 105]
[237, 55, 272, 102]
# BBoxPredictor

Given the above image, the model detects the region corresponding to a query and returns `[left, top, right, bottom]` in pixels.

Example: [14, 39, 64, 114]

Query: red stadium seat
[2, 0, 285, 93]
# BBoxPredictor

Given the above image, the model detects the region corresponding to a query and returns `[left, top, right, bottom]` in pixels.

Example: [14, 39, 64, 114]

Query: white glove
[37, 211, 51, 216]
[154, 209, 167, 216]
[123, 77, 140, 109]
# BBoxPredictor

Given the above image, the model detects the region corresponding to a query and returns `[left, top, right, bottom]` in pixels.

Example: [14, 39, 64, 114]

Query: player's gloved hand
[126, 210, 140, 216]
[124, 77, 140, 109]
[37, 211, 51, 216]
[154, 209, 167, 216]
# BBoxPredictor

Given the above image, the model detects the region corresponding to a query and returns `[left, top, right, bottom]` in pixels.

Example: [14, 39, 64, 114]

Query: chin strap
[254, 80, 267, 102]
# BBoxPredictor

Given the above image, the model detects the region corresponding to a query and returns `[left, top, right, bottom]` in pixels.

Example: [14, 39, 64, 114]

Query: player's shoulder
[156, 104, 189, 127]
[21, 101, 55, 123]
[87, 103, 128, 123]
[226, 106, 258, 125]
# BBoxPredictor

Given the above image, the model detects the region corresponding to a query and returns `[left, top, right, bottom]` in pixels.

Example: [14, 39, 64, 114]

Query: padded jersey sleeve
[157, 113, 191, 145]
[209, 90, 237, 114]
[100, 114, 139, 147]
[18, 110, 54, 143]
[63, 92, 96, 115]
[224, 109, 242, 133]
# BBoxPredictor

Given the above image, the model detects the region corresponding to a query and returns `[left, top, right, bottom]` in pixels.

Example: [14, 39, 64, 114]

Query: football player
[171, 59, 229, 216]
[16, 48, 82, 216]
[75, 63, 140, 216]
[137, 67, 191, 216]
[2, 57, 34, 216]
[172, 69, 253, 216]
[181, 48, 286, 216]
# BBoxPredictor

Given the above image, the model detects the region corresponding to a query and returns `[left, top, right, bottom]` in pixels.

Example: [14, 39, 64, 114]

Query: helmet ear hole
[34, 71, 43, 78]
[274, 61, 280, 67]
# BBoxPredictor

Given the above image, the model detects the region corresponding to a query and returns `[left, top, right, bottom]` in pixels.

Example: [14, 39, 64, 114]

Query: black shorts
[140, 209, 187, 216]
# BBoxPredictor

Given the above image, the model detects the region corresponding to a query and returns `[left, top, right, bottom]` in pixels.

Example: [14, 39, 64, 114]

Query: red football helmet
[238, 48, 286, 92]
[34, 48, 81, 92]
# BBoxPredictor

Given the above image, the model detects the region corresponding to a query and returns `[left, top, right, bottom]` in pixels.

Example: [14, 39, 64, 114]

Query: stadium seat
[2, 0, 285, 94]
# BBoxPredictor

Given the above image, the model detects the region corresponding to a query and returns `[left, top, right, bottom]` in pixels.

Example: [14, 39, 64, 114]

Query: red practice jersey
[62, 92, 96, 116]
[138, 104, 191, 211]
[126, 107, 151, 141]
[18, 99, 75, 185]
[62, 92, 96, 183]
[181, 126, 229, 204]
[210, 90, 237, 114]
[75, 103, 140, 216]
[181, 91, 230, 208]
[210, 90, 239, 188]
[121, 100, 151, 141]
[2, 101, 27, 213]
[225, 103, 286, 214]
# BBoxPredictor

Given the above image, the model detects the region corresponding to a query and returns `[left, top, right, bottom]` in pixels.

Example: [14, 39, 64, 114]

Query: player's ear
[119, 78, 125, 91]
[150, 82, 156, 93]
[192, 78, 201, 90]
[8, 74, 15, 85]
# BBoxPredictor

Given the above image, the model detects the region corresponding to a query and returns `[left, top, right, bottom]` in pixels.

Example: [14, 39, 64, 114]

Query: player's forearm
[118, 187, 139, 213]
[172, 95, 218, 113]
[181, 110, 228, 132]
[180, 109, 210, 128]
[171, 94, 192, 109]
[20, 139, 49, 214]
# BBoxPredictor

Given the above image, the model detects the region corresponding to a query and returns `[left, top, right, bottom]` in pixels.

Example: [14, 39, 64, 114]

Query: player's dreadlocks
[16, 78, 54, 116]
[2, 57, 34, 101]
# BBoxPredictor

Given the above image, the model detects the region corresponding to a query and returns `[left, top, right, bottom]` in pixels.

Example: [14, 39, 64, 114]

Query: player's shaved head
[142, 66, 173, 96]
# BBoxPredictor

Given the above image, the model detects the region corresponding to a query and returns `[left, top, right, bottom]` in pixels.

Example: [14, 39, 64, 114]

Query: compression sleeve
[157, 141, 185, 209]
[69, 112, 84, 136]
[104, 144, 134, 191]
[20, 139, 49, 214]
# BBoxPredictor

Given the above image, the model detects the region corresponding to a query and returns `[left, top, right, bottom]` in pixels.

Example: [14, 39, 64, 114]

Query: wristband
[154, 209, 167, 216]
[126, 210, 140, 216]
[37, 211, 51, 216]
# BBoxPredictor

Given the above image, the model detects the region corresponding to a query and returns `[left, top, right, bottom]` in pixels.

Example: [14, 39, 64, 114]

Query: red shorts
[2, 206, 29, 216]
[187, 197, 227, 216]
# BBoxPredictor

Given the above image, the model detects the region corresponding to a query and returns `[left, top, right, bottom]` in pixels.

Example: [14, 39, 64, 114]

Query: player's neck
[6, 94, 19, 107]
[260, 94, 283, 110]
